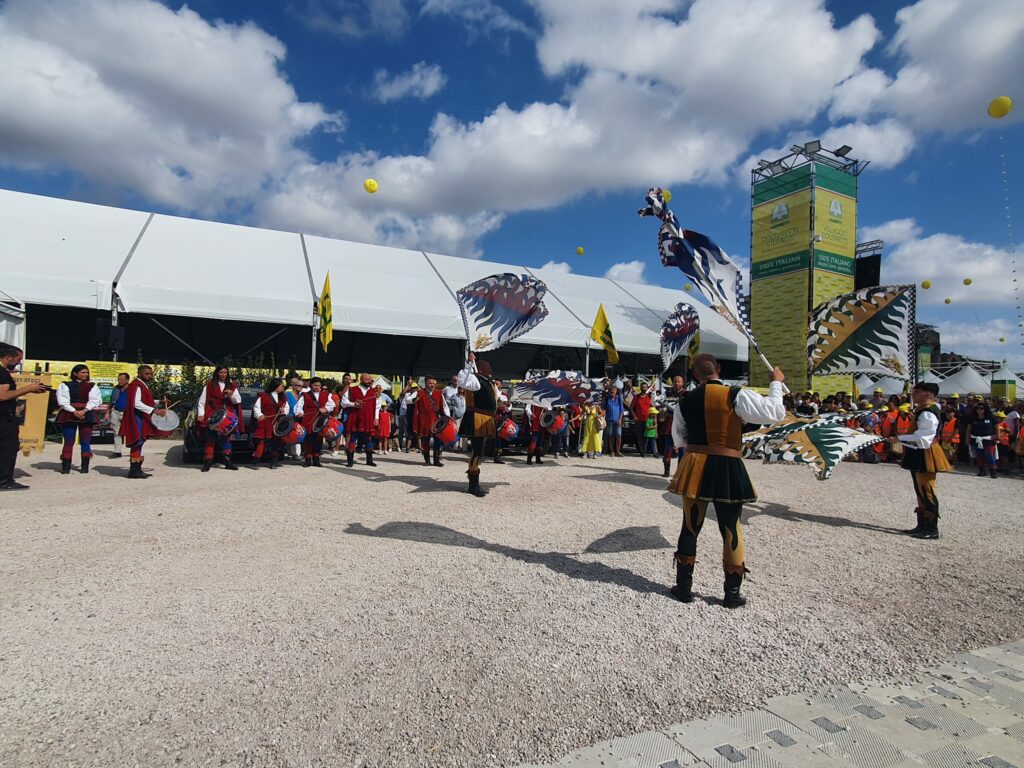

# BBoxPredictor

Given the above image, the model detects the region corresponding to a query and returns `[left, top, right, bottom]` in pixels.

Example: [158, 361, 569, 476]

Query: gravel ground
[1, 441, 1022, 768]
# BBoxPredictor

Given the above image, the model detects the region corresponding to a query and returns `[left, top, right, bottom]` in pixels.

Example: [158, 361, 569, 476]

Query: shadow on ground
[346, 521, 673, 597]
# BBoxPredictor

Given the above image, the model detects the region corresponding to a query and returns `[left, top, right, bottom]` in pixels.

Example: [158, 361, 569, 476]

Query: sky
[1, 0, 1022, 368]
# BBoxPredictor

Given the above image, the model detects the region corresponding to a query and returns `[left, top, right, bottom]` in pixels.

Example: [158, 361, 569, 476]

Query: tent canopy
[872, 376, 907, 397]
[937, 366, 991, 397]
[0, 188, 749, 362]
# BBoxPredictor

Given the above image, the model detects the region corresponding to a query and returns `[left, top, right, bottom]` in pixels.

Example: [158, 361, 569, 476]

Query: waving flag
[761, 420, 884, 480]
[456, 274, 549, 352]
[511, 371, 593, 408]
[659, 302, 701, 371]
[591, 303, 619, 364]
[318, 272, 333, 352]
[741, 413, 849, 459]
[808, 285, 916, 380]
[638, 188, 743, 321]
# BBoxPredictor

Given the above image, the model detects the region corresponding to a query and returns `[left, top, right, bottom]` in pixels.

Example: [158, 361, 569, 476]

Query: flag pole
[585, 339, 591, 378]
[311, 302, 319, 376]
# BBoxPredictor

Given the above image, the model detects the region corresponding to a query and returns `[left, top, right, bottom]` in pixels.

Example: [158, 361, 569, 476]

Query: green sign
[751, 251, 810, 281]
[813, 250, 855, 276]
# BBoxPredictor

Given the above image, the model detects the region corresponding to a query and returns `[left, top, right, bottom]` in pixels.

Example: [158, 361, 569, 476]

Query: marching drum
[151, 410, 180, 437]
[281, 423, 307, 445]
[208, 407, 238, 436]
[545, 414, 565, 435]
[311, 412, 331, 435]
[498, 419, 519, 441]
[322, 417, 342, 441]
[272, 414, 295, 438]
[431, 415, 457, 446]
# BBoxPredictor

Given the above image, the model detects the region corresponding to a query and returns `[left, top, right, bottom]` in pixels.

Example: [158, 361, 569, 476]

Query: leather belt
[685, 444, 742, 459]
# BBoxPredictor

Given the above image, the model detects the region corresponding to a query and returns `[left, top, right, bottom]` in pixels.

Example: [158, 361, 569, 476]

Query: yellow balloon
[363, 178, 379, 194]
[684, 283, 693, 292]
[662, 189, 672, 203]
[988, 96, 1013, 119]
[921, 280, 932, 289]
[576, 246, 584, 256]
[944, 297, 952, 304]
[963, 277, 973, 286]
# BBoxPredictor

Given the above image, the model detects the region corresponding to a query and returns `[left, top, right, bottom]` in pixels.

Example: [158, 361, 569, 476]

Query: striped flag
[319, 272, 333, 352]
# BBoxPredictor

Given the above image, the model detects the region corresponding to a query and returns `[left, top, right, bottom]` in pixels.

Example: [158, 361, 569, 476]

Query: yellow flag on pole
[591, 303, 619, 364]
[319, 272, 333, 352]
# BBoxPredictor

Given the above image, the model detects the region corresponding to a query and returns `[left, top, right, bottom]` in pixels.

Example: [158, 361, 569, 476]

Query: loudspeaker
[95, 319, 126, 351]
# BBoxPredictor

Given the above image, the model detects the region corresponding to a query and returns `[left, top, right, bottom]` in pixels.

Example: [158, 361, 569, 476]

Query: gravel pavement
[1, 442, 1021, 767]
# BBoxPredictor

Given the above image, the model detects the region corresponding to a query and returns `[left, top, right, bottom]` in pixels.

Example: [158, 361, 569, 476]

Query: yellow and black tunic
[669, 383, 756, 504]
[900, 404, 952, 474]
[459, 374, 497, 439]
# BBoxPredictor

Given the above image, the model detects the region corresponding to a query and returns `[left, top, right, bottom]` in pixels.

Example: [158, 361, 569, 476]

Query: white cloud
[420, 0, 532, 36]
[539, 260, 572, 274]
[861, 218, 922, 246]
[935, 319, 1022, 369]
[605, 260, 647, 284]
[371, 62, 446, 102]
[819, 119, 915, 169]
[877, 222, 1017, 308]
[0, 0, 339, 214]
[299, 0, 410, 39]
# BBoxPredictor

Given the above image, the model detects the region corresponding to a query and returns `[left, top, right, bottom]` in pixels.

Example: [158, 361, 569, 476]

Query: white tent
[989, 363, 1019, 400]
[854, 374, 875, 394]
[918, 370, 942, 385]
[872, 376, 907, 396]
[0, 292, 26, 349]
[0, 188, 749, 363]
[937, 366, 991, 397]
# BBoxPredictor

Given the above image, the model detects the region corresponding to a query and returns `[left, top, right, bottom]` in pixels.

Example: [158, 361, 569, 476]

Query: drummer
[197, 365, 243, 472]
[56, 364, 105, 475]
[411, 376, 450, 467]
[119, 365, 168, 480]
[251, 378, 289, 468]
[296, 377, 334, 468]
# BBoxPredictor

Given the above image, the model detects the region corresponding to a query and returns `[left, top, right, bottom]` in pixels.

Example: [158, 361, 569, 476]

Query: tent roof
[919, 370, 941, 384]
[854, 374, 875, 393]
[872, 376, 907, 396]
[0, 188, 749, 361]
[937, 366, 991, 396]
[990, 363, 1018, 383]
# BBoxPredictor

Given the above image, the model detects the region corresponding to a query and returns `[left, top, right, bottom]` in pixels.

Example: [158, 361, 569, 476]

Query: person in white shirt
[56, 364, 105, 474]
[669, 353, 786, 608]
[196, 366, 243, 472]
[891, 382, 951, 540]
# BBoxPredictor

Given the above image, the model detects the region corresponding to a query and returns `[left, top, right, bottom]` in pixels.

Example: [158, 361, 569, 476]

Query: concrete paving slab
[603, 730, 702, 768]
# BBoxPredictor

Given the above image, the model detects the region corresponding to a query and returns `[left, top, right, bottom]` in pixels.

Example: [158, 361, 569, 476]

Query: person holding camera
[0, 343, 50, 491]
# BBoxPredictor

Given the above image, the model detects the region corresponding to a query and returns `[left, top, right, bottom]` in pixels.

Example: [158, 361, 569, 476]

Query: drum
[208, 407, 239, 436]
[498, 418, 519, 441]
[545, 414, 566, 435]
[281, 423, 307, 445]
[322, 417, 342, 441]
[312, 412, 331, 434]
[151, 410, 180, 437]
[272, 414, 295, 438]
[539, 410, 556, 430]
[431, 415, 457, 446]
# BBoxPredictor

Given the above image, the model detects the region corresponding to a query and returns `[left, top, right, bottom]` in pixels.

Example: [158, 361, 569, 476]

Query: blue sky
[1, 0, 1022, 367]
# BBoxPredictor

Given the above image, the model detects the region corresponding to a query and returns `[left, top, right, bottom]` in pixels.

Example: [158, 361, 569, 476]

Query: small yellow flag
[319, 272, 333, 352]
[591, 303, 619, 365]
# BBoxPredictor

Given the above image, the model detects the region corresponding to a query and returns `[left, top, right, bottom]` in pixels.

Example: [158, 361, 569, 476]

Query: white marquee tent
[0, 189, 747, 363]
[937, 366, 991, 397]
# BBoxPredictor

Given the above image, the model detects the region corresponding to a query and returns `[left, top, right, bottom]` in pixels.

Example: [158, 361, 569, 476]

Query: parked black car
[182, 387, 262, 463]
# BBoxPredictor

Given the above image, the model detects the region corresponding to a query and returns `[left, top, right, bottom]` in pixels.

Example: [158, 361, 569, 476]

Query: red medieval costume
[119, 377, 156, 477]
[342, 384, 380, 466]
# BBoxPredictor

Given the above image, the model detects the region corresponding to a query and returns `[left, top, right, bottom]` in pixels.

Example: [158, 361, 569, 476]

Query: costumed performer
[341, 373, 381, 467]
[298, 377, 335, 467]
[196, 366, 243, 472]
[119, 365, 167, 480]
[411, 376, 450, 467]
[457, 353, 498, 497]
[252, 378, 289, 468]
[890, 381, 951, 540]
[55, 364, 104, 474]
[669, 353, 785, 608]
